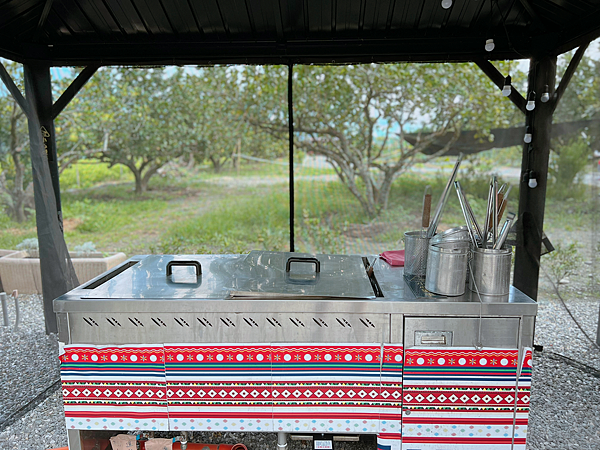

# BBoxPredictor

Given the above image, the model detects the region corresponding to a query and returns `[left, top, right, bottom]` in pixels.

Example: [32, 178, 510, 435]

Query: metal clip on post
[0, 292, 8, 327]
[13, 290, 20, 330]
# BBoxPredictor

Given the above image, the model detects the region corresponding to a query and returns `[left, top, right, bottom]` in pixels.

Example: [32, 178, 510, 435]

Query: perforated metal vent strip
[83, 317, 99, 327]
[174, 317, 190, 327]
[128, 317, 144, 327]
[313, 317, 328, 327]
[244, 317, 259, 327]
[151, 317, 167, 327]
[290, 317, 305, 327]
[197, 317, 213, 327]
[267, 317, 282, 327]
[220, 317, 236, 327]
[106, 317, 121, 327]
[360, 318, 376, 328]
[336, 317, 352, 327]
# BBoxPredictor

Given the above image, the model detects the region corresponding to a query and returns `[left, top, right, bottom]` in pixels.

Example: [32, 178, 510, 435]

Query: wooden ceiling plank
[33, 0, 54, 40]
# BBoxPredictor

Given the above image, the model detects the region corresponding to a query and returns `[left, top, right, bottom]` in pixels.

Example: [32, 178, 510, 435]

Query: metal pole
[0, 292, 8, 327]
[277, 431, 288, 449]
[513, 55, 557, 300]
[594, 158, 600, 346]
[288, 64, 295, 252]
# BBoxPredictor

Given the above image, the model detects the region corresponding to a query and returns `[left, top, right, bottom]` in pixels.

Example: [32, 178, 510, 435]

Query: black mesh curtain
[24, 67, 78, 334]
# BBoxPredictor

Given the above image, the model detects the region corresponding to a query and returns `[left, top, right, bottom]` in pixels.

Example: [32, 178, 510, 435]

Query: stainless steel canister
[425, 241, 470, 296]
[469, 246, 512, 301]
[404, 231, 430, 277]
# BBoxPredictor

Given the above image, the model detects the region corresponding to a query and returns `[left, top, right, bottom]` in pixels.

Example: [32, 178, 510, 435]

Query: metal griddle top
[84, 251, 376, 300]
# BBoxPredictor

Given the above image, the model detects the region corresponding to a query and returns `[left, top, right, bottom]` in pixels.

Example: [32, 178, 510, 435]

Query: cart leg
[67, 429, 83, 450]
[277, 431, 288, 449]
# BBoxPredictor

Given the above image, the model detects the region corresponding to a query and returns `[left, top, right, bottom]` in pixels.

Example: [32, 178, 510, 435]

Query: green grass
[159, 187, 291, 254]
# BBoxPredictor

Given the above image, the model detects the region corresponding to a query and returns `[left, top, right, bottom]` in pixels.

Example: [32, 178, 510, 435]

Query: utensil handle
[497, 196, 508, 223]
[285, 257, 321, 273]
[422, 193, 432, 228]
[166, 260, 202, 277]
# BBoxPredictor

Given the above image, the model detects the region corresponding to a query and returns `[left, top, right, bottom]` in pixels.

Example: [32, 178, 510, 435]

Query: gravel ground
[0, 295, 60, 426]
[1, 289, 598, 450]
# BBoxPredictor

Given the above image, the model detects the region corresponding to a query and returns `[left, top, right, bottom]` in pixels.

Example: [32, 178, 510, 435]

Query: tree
[186, 67, 287, 173]
[550, 44, 600, 188]
[61, 67, 199, 194]
[245, 63, 522, 217]
[0, 61, 32, 222]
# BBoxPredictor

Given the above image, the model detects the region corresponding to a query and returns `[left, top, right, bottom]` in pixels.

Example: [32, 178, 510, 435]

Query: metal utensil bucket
[404, 231, 430, 277]
[425, 241, 470, 296]
[469, 247, 512, 301]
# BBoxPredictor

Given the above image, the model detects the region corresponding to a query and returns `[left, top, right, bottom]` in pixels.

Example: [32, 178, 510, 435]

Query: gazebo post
[513, 55, 557, 300]
[24, 64, 63, 227]
[22, 63, 81, 334]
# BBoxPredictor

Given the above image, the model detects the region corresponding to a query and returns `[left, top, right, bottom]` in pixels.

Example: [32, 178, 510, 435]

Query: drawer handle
[420, 335, 447, 345]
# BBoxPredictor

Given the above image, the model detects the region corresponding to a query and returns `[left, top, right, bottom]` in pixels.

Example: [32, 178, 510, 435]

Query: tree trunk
[10, 103, 26, 223]
[209, 155, 225, 173]
[140, 163, 161, 193]
[123, 162, 145, 195]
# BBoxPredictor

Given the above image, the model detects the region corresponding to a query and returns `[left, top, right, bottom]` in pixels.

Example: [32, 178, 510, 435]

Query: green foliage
[245, 62, 524, 217]
[72, 241, 97, 255]
[16, 237, 38, 251]
[0, 60, 32, 222]
[542, 242, 583, 286]
[297, 209, 346, 254]
[548, 137, 590, 199]
[59, 67, 199, 194]
[60, 161, 133, 190]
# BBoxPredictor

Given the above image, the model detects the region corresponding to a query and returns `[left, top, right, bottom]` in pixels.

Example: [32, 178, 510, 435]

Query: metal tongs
[426, 153, 463, 238]
[454, 180, 482, 248]
[454, 177, 515, 250]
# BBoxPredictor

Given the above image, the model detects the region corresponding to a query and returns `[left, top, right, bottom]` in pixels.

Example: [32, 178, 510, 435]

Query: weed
[542, 242, 583, 286]
[297, 209, 346, 254]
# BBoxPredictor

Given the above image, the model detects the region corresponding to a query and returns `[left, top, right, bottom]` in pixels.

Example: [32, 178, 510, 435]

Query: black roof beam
[33, 0, 55, 41]
[474, 59, 527, 114]
[51, 64, 99, 120]
[551, 40, 591, 114]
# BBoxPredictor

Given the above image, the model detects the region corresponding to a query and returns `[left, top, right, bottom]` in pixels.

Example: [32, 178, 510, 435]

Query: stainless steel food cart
[54, 251, 536, 450]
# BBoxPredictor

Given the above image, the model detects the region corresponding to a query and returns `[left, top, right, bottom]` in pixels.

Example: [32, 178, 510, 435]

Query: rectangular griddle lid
[84, 254, 246, 299]
[227, 251, 376, 299]
[83, 251, 375, 300]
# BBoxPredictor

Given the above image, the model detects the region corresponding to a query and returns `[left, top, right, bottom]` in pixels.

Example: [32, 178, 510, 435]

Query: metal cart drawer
[404, 316, 520, 348]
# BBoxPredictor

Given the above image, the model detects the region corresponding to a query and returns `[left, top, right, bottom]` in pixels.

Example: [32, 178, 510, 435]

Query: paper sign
[314, 440, 333, 450]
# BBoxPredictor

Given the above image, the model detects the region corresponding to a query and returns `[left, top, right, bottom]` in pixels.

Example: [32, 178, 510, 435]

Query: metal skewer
[492, 176, 498, 247]
[426, 153, 463, 238]
[454, 181, 478, 248]
[483, 180, 494, 248]
[460, 184, 484, 244]
[455, 181, 483, 244]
